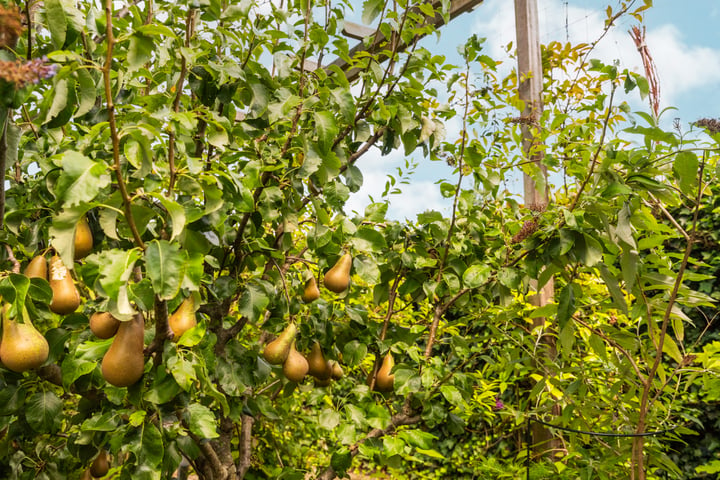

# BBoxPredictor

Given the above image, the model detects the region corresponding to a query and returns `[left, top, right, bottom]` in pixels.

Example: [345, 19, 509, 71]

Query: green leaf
[54, 151, 112, 207]
[144, 240, 186, 300]
[60, 355, 97, 388]
[237, 283, 270, 322]
[148, 193, 187, 242]
[74, 68, 96, 117]
[318, 409, 341, 430]
[342, 340, 367, 366]
[439, 385, 464, 406]
[350, 227, 387, 252]
[556, 283, 575, 328]
[140, 422, 164, 467]
[26, 391, 63, 433]
[599, 265, 628, 314]
[45, 0, 67, 49]
[462, 264, 490, 288]
[673, 151, 699, 194]
[361, 0, 383, 24]
[90, 248, 142, 299]
[314, 111, 339, 154]
[185, 403, 219, 439]
[330, 448, 352, 477]
[128, 33, 155, 72]
[398, 430, 437, 449]
[167, 354, 196, 391]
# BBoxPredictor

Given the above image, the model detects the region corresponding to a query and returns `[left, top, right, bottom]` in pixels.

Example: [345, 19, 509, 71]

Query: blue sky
[343, 0, 720, 220]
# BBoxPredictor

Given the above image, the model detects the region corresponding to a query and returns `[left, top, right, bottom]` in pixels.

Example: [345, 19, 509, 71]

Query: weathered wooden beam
[342, 21, 376, 40]
[327, 0, 484, 83]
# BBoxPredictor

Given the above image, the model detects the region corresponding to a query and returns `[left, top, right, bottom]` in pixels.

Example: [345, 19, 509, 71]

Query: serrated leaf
[237, 283, 270, 322]
[144, 240, 186, 300]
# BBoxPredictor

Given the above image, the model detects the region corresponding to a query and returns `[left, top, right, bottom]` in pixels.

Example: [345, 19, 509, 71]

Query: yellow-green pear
[168, 296, 197, 341]
[0, 307, 49, 372]
[74, 216, 93, 260]
[323, 253, 351, 293]
[330, 360, 344, 380]
[374, 352, 395, 392]
[262, 323, 297, 365]
[301, 276, 320, 303]
[101, 314, 145, 387]
[24, 255, 47, 279]
[282, 342, 308, 382]
[48, 255, 80, 315]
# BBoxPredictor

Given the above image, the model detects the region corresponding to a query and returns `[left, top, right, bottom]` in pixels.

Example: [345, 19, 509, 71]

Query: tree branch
[103, 0, 145, 249]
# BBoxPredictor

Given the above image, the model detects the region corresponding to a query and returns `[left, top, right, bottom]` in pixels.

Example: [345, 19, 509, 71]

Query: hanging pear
[74, 216, 93, 260]
[374, 352, 395, 392]
[306, 341, 331, 380]
[89, 312, 121, 339]
[330, 360, 344, 380]
[89, 448, 110, 477]
[101, 313, 145, 387]
[81, 469, 93, 480]
[49, 255, 80, 315]
[301, 276, 320, 303]
[323, 253, 351, 293]
[282, 342, 309, 383]
[0, 307, 49, 372]
[168, 296, 197, 341]
[24, 255, 47, 279]
[262, 323, 296, 365]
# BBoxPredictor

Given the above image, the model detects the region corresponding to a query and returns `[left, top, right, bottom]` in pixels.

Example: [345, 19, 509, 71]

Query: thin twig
[103, 0, 145, 249]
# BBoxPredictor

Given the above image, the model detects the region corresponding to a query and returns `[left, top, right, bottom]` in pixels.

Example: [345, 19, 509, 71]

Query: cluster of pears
[301, 252, 353, 303]
[262, 324, 343, 385]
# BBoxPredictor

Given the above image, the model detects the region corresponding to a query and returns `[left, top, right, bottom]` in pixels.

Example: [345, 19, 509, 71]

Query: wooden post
[514, 0, 559, 458]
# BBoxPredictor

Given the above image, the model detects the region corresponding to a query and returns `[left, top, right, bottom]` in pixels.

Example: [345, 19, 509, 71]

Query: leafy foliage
[0, 0, 717, 479]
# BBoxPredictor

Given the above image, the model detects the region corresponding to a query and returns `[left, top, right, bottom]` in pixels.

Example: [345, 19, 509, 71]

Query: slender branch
[369, 272, 403, 391]
[103, 0, 145, 249]
[568, 87, 615, 212]
[168, 8, 196, 196]
[5, 245, 20, 273]
[0, 109, 8, 229]
[147, 297, 171, 360]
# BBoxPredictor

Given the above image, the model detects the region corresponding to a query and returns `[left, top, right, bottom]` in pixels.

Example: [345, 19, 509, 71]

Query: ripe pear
[282, 342, 309, 383]
[330, 360, 344, 380]
[81, 469, 93, 480]
[262, 323, 296, 365]
[0, 308, 49, 372]
[301, 276, 320, 303]
[74, 216, 93, 260]
[374, 352, 395, 392]
[89, 312, 121, 339]
[24, 255, 47, 279]
[306, 341, 331, 380]
[101, 314, 145, 387]
[48, 255, 80, 315]
[323, 253, 351, 293]
[168, 296, 197, 341]
[90, 448, 110, 477]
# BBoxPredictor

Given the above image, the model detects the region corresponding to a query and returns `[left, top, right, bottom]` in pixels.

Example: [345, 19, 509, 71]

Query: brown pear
[49, 255, 80, 315]
[168, 296, 197, 341]
[101, 314, 145, 387]
[0, 308, 49, 372]
[24, 255, 47, 279]
[374, 352, 395, 392]
[262, 323, 296, 365]
[323, 253, 351, 293]
[306, 341, 331, 380]
[89, 448, 110, 477]
[89, 312, 121, 339]
[81, 469, 93, 480]
[330, 360, 344, 380]
[282, 342, 309, 383]
[74, 216, 93, 260]
[301, 276, 320, 303]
